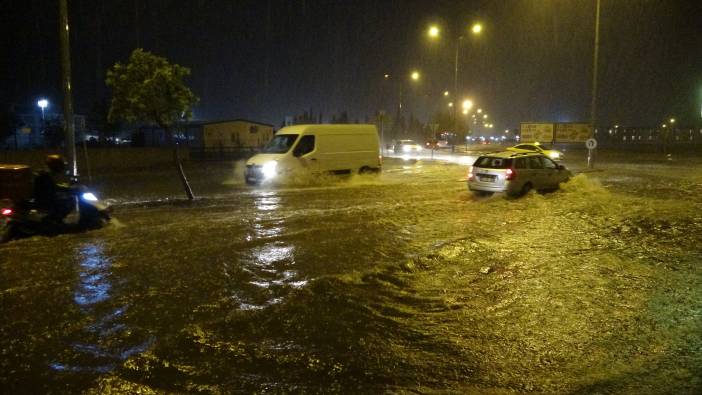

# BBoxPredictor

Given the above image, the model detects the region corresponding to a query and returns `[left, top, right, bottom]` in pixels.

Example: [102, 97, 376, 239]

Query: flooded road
[2, 153, 702, 393]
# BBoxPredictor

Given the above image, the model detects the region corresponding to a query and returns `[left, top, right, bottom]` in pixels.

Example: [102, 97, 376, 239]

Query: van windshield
[263, 134, 299, 153]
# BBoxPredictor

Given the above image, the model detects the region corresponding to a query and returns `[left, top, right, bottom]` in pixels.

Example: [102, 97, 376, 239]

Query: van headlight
[262, 161, 278, 179]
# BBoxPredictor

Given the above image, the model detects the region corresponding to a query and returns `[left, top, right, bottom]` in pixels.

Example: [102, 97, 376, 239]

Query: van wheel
[359, 166, 371, 174]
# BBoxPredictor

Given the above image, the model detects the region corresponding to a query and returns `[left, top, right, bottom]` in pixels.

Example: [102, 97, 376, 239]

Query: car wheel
[474, 190, 493, 197]
[519, 182, 533, 196]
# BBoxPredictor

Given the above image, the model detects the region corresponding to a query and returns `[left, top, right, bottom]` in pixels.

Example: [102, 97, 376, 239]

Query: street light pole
[59, 0, 77, 178]
[453, 38, 461, 143]
[590, 0, 601, 136]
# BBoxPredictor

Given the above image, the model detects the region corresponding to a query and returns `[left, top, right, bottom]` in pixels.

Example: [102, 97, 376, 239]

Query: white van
[245, 124, 381, 184]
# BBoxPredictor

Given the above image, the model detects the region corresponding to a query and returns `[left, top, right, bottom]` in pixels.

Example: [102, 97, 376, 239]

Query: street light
[410, 70, 420, 81]
[669, 118, 675, 124]
[427, 21, 484, 139]
[462, 99, 473, 110]
[448, 102, 454, 107]
[477, 108, 482, 113]
[444, 90, 449, 96]
[428, 25, 440, 38]
[37, 99, 48, 120]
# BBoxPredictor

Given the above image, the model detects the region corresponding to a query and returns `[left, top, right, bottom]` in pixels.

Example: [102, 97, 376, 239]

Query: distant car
[506, 143, 564, 161]
[468, 151, 571, 197]
[393, 139, 423, 153]
[429, 139, 451, 149]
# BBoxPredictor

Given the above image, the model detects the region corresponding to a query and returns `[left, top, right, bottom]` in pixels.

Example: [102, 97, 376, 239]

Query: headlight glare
[82, 192, 98, 201]
[262, 161, 278, 179]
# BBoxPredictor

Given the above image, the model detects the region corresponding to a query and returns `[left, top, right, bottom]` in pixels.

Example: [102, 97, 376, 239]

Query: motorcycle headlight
[262, 161, 278, 180]
[82, 192, 98, 201]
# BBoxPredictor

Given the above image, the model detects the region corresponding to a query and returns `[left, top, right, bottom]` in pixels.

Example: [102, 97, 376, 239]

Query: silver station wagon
[468, 151, 571, 197]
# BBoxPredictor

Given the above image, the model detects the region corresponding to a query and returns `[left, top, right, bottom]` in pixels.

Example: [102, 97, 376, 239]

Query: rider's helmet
[46, 155, 67, 173]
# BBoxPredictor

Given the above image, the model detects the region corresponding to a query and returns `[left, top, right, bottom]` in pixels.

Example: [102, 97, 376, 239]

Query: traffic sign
[585, 138, 597, 150]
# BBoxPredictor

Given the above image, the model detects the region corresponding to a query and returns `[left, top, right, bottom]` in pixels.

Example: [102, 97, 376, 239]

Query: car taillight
[468, 166, 474, 181]
[505, 168, 515, 180]
[1, 208, 12, 216]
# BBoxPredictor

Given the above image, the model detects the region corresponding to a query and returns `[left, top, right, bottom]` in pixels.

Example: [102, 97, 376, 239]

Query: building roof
[191, 118, 273, 127]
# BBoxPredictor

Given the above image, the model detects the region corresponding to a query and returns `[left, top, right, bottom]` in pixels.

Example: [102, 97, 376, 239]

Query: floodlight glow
[428, 25, 440, 38]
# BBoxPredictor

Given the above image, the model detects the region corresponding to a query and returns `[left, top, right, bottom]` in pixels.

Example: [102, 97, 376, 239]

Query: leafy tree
[88, 98, 120, 144]
[105, 48, 198, 141]
[0, 105, 20, 146]
[106, 48, 198, 199]
[293, 110, 317, 124]
[431, 109, 453, 136]
[390, 107, 406, 140]
[41, 118, 64, 148]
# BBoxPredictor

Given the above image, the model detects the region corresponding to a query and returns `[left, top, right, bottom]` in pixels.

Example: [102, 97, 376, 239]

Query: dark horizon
[4, 0, 702, 130]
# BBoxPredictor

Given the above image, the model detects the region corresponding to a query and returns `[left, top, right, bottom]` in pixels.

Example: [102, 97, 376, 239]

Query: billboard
[554, 123, 592, 143]
[520, 123, 554, 142]
[520, 122, 593, 143]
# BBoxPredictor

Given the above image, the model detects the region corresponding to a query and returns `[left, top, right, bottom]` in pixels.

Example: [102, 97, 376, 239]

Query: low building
[198, 119, 274, 149]
[131, 119, 274, 150]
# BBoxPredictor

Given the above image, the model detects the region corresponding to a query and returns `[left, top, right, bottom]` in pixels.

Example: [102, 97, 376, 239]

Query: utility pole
[588, 0, 601, 169]
[590, 0, 601, 138]
[453, 37, 461, 145]
[59, 0, 77, 178]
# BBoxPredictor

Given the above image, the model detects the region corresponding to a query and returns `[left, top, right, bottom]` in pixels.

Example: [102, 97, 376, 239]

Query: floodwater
[2, 152, 701, 393]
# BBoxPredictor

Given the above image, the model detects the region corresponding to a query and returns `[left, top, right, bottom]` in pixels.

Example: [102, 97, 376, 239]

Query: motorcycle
[0, 188, 110, 243]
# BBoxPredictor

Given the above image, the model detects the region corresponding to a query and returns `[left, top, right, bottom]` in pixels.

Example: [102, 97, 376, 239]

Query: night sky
[4, 0, 702, 130]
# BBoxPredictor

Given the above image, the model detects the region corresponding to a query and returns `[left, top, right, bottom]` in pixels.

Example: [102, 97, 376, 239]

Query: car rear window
[474, 157, 512, 169]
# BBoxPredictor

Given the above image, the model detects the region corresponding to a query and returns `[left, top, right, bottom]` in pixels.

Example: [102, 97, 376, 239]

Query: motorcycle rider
[32, 154, 76, 224]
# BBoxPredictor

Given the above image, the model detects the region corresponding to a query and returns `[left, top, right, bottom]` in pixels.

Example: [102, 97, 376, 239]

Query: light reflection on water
[50, 242, 154, 374]
[253, 191, 281, 211]
[74, 243, 111, 308]
[234, 191, 307, 310]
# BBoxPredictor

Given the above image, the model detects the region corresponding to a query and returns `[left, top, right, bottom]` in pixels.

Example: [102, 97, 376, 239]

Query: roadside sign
[520, 122, 554, 142]
[555, 123, 592, 143]
[586, 138, 597, 169]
